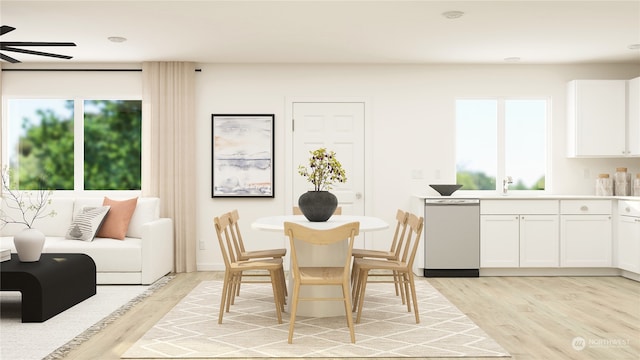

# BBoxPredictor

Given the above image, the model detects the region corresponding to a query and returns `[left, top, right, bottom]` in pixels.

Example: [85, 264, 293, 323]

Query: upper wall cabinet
[567, 80, 627, 157]
[627, 77, 640, 156]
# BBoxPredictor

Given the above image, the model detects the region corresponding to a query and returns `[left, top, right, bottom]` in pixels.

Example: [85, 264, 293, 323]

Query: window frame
[2, 96, 143, 197]
[455, 96, 551, 195]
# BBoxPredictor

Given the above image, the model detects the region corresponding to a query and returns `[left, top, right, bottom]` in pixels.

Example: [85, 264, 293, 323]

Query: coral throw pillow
[96, 197, 138, 240]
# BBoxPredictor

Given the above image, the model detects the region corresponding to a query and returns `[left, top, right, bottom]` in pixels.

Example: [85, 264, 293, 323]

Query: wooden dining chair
[214, 212, 286, 324]
[283, 221, 360, 344]
[292, 206, 342, 215]
[227, 209, 288, 299]
[351, 209, 409, 300]
[228, 209, 287, 261]
[352, 212, 424, 324]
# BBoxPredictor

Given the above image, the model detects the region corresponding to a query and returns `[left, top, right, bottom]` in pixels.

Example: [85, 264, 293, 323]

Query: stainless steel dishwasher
[423, 198, 480, 277]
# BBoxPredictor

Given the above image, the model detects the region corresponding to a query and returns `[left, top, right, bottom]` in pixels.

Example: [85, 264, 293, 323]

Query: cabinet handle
[580, 205, 588, 211]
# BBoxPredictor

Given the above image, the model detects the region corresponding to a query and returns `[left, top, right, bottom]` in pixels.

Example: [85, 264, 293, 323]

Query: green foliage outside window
[84, 100, 141, 190]
[16, 101, 74, 190]
[11, 99, 141, 190]
[457, 170, 544, 191]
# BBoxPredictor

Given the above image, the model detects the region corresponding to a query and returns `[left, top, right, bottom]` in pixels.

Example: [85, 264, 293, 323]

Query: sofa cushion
[96, 197, 138, 240]
[0, 197, 74, 237]
[43, 236, 142, 272]
[65, 206, 110, 241]
[127, 197, 159, 238]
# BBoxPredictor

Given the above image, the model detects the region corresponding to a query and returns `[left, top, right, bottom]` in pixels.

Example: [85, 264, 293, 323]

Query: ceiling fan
[0, 25, 76, 63]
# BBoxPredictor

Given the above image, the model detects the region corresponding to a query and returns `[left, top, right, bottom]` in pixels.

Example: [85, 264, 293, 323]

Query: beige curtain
[0, 63, 3, 169]
[142, 62, 197, 273]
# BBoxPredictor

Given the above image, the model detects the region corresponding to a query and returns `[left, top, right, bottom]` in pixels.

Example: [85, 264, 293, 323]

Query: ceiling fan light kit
[0, 25, 76, 63]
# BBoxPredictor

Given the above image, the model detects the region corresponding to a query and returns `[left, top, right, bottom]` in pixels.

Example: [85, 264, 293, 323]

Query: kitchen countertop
[413, 193, 640, 201]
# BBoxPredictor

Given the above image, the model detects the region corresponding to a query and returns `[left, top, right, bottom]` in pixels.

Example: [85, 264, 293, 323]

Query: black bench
[1, 253, 97, 322]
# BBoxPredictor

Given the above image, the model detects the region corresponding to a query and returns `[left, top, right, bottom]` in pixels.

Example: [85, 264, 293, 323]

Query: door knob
[356, 192, 362, 200]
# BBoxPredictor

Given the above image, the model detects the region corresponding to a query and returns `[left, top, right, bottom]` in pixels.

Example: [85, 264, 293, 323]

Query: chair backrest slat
[214, 213, 237, 268]
[228, 209, 246, 257]
[403, 213, 424, 267]
[388, 209, 410, 259]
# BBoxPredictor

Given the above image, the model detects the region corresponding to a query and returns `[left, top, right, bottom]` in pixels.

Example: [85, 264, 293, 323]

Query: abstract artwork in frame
[211, 114, 274, 197]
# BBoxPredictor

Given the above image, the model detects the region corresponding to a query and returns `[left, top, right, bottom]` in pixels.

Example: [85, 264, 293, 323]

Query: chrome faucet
[502, 176, 513, 195]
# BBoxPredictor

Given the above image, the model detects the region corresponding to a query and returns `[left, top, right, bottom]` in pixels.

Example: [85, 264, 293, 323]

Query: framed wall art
[211, 114, 274, 197]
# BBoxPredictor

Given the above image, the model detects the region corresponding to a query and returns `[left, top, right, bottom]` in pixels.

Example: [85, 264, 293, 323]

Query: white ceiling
[1, 0, 639, 65]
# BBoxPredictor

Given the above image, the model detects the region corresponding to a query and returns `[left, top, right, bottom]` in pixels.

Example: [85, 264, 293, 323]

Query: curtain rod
[1, 69, 202, 72]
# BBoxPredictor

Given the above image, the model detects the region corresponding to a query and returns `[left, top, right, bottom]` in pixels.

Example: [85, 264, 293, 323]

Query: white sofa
[0, 197, 173, 285]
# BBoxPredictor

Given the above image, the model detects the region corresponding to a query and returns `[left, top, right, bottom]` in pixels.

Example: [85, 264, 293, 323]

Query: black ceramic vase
[297, 191, 338, 222]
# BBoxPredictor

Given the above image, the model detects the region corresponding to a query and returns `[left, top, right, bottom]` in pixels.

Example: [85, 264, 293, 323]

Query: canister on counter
[614, 167, 631, 196]
[596, 174, 613, 196]
[634, 174, 640, 197]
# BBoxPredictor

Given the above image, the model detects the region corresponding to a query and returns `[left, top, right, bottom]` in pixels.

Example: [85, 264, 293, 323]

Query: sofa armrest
[140, 218, 174, 285]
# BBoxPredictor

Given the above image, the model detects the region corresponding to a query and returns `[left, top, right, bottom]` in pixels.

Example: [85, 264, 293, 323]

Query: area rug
[0, 276, 173, 360]
[122, 279, 510, 358]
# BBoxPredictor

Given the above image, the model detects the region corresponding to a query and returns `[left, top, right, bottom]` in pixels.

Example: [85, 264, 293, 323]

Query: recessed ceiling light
[629, 44, 640, 50]
[442, 11, 464, 19]
[504, 57, 521, 63]
[108, 36, 127, 43]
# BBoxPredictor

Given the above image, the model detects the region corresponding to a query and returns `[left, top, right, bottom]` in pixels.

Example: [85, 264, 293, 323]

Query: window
[6, 99, 141, 190]
[456, 98, 548, 192]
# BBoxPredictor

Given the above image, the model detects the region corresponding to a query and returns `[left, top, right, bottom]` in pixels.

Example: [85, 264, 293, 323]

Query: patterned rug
[122, 279, 510, 358]
[0, 275, 173, 360]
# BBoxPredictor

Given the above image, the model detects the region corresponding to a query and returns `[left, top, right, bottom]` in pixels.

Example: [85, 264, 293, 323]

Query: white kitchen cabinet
[560, 200, 612, 267]
[567, 80, 627, 157]
[628, 77, 640, 156]
[481, 215, 519, 267]
[519, 215, 560, 267]
[481, 200, 559, 268]
[617, 200, 640, 274]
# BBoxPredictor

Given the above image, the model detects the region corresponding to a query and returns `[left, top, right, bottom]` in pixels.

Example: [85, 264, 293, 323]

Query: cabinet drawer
[481, 200, 558, 214]
[619, 200, 640, 217]
[560, 200, 612, 214]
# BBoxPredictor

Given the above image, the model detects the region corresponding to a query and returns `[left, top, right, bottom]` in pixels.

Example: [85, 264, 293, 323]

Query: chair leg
[276, 268, 286, 310]
[279, 267, 288, 305]
[228, 273, 240, 310]
[219, 271, 232, 324]
[288, 280, 301, 344]
[407, 272, 420, 324]
[352, 267, 363, 312]
[269, 270, 283, 324]
[235, 273, 242, 297]
[402, 272, 412, 313]
[398, 271, 408, 305]
[350, 258, 359, 288]
[355, 269, 369, 324]
[342, 281, 356, 343]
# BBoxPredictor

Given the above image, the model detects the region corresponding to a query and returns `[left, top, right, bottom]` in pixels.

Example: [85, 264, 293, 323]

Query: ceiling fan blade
[1, 41, 76, 47]
[1, 46, 72, 60]
[0, 26, 16, 36]
[0, 52, 20, 63]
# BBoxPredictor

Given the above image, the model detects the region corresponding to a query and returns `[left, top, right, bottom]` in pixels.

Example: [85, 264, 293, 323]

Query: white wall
[2, 63, 638, 271]
[194, 63, 640, 270]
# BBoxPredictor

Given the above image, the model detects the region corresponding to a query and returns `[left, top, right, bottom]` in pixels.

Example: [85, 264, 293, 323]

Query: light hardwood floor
[64, 273, 639, 360]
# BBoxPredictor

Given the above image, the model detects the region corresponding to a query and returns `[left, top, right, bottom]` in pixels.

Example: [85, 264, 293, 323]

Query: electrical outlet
[411, 169, 423, 179]
[199, 241, 206, 250]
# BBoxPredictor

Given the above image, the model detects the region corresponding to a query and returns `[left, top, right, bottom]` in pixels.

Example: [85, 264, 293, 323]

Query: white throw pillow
[65, 206, 110, 241]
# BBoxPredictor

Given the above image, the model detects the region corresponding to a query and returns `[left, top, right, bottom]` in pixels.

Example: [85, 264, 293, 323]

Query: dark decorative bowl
[429, 184, 463, 196]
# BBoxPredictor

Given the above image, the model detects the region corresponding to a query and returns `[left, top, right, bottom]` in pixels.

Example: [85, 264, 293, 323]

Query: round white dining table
[251, 214, 389, 232]
[251, 214, 389, 317]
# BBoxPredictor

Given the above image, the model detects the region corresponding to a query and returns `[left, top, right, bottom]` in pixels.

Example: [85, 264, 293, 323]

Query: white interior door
[292, 102, 365, 217]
